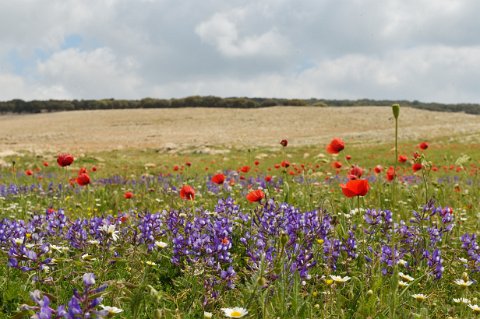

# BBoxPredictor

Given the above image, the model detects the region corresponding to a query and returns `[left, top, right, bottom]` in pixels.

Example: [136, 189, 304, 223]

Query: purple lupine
[8, 242, 52, 277]
[136, 212, 166, 250]
[460, 233, 480, 271]
[380, 244, 401, 275]
[423, 249, 444, 279]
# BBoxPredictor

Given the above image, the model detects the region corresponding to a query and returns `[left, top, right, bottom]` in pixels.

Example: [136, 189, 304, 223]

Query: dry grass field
[0, 106, 479, 155]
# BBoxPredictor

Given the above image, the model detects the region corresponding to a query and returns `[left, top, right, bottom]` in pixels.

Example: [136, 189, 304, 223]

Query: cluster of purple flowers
[364, 202, 454, 278]
[0, 196, 467, 311]
[460, 233, 480, 271]
[20, 273, 118, 319]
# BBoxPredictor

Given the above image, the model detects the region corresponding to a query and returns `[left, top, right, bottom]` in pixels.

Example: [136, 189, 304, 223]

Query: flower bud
[392, 104, 400, 119]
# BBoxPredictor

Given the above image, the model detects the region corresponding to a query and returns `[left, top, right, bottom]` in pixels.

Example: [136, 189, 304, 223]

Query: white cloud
[0, 72, 70, 100]
[195, 9, 290, 57]
[150, 44, 480, 103]
[36, 48, 143, 99]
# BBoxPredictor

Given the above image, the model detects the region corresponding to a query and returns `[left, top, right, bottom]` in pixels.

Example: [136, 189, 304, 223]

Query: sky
[0, 0, 479, 103]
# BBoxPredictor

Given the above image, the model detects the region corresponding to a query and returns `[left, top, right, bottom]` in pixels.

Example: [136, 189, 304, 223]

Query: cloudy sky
[0, 0, 479, 103]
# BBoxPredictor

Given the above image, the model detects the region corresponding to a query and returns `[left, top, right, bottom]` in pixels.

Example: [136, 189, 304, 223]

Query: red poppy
[413, 152, 421, 159]
[173, 165, 179, 171]
[246, 189, 265, 203]
[345, 155, 352, 161]
[332, 161, 342, 169]
[340, 179, 369, 197]
[76, 173, 90, 186]
[254, 160, 260, 166]
[185, 161, 192, 167]
[280, 139, 288, 147]
[374, 165, 383, 174]
[91, 166, 97, 172]
[57, 154, 74, 167]
[79, 167, 87, 174]
[412, 163, 422, 172]
[179, 185, 195, 200]
[43, 161, 49, 167]
[398, 155, 408, 163]
[386, 166, 396, 181]
[25, 169, 33, 176]
[265, 176, 272, 182]
[221, 237, 230, 245]
[211, 173, 225, 184]
[124, 191, 134, 199]
[274, 164, 280, 169]
[348, 165, 363, 180]
[419, 142, 429, 150]
[326, 138, 345, 154]
[281, 160, 290, 168]
[240, 166, 250, 173]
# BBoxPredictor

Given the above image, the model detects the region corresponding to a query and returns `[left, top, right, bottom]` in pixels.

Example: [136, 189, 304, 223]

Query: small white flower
[155, 241, 168, 248]
[87, 240, 100, 245]
[100, 305, 123, 314]
[398, 272, 415, 282]
[145, 261, 157, 266]
[411, 294, 427, 301]
[454, 278, 474, 287]
[99, 224, 119, 241]
[459, 257, 468, 264]
[14, 238, 23, 245]
[453, 298, 471, 304]
[204, 311, 213, 318]
[220, 307, 248, 318]
[330, 275, 351, 283]
[398, 280, 409, 287]
[81, 254, 97, 261]
[50, 245, 69, 252]
[468, 304, 480, 312]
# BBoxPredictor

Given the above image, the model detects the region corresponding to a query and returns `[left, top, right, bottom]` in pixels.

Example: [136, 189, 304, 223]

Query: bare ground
[0, 106, 479, 155]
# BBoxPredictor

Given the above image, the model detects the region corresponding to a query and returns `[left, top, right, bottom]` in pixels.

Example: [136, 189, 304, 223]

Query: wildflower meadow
[1, 105, 480, 319]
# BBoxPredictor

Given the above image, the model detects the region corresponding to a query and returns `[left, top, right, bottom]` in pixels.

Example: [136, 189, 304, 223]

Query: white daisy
[411, 294, 427, 301]
[155, 241, 168, 248]
[330, 275, 351, 283]
[220, 307, 248, 318]
[453, 298, 471, 304]
[454, 278, 474, 287]
[99, 224, 119, 241]
[204, 311, 213, 318]
[100, 305, 123, 314]
[468, 304, 480, 312]
[399, 272, 415, 282]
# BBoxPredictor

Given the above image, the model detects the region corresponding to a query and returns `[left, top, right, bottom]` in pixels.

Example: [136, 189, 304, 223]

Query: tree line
[0, 96, 478, 114]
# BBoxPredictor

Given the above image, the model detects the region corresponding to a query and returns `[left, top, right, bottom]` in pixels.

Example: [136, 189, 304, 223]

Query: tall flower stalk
[391, 104, 400, 209]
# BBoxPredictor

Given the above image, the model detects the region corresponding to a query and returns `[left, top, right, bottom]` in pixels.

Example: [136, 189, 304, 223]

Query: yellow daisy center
[231, 311, 242, 317]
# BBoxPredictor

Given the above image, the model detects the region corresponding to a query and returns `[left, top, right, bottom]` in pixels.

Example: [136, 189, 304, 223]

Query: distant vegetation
[0, 96, 479, 114]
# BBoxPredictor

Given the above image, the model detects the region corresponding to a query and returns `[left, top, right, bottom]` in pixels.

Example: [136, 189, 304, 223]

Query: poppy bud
[392, 104, 400, 119]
